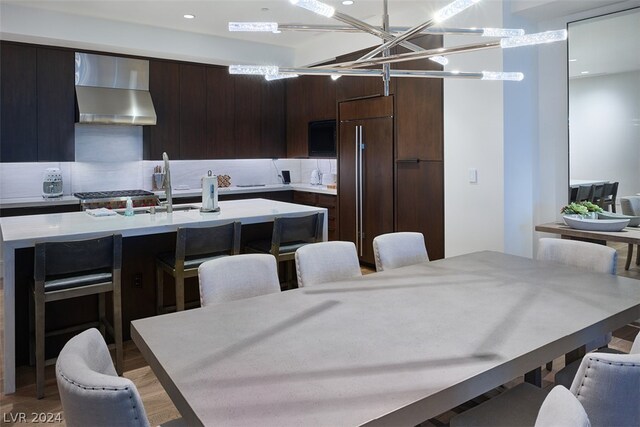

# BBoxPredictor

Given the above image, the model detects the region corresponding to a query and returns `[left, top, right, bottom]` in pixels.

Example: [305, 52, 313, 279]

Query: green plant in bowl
[561, 203, 589, 216]
[580, 201, 603, 213]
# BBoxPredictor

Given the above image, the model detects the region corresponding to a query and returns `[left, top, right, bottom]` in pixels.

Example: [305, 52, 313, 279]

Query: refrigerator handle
[355, 125, 360, 255]
[358, 126, 364, 257]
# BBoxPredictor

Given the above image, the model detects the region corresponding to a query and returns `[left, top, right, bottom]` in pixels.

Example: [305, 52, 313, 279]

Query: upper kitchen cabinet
[179, 63, 208, 160]
[393, 35, 444, 161]
[286, 76, 336, 158]
[260, 79, 286, 158]
[207, 67, 236, 159]
[144, 60, 180, 161]
[1, 42, 75, 163]
[335, 49, 389, 102]
[1, 42, 37, 162]
[37, 47, 75, 161]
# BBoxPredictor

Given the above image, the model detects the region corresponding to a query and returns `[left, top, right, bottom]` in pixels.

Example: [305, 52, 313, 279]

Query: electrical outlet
[133, 273, 143, 288]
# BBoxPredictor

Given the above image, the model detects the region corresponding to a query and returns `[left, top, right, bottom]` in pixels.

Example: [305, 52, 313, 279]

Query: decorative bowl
[597, 211, 640, 227]
[562, 215, 630, 232]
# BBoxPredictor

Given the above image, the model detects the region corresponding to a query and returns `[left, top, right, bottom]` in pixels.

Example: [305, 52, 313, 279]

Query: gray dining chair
[537, 238, 618, 372]
[575, 185, 594, 202]
[451, 333, 640, 427]
[198, 254, 281, 306]
[620, 196, 640, 270]
[372, 232, 429, 272]
[534, 386, 590, 427]
[295, 241, 361, 287]
[56, 328, 150, 427]
[599, 182, 618, 212]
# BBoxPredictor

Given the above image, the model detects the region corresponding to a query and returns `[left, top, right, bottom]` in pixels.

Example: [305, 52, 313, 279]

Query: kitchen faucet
[162, 152, 173, 213]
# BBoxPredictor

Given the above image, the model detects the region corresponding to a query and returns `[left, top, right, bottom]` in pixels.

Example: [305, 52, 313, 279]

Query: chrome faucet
[162, 152, 173, 213]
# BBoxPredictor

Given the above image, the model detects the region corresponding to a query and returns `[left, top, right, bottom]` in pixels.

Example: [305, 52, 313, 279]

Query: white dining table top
[131, 251, 640, 427]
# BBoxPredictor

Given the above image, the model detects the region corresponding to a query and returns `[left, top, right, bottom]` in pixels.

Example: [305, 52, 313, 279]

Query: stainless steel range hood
[75, 53, 157, 125]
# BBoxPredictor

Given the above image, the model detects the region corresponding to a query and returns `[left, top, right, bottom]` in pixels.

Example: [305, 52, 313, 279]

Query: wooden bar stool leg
[175, 273, 185, 311]
[113, 275, 123, 376]
[98, 293, 106, 338]
[636, 245, 639, 266]
[545, 361, 553, 371]
[29, 291, 35, 366]
[156, 263, 164, 314]
[35, 289, 45, 399]
[626, 244, 634, 270]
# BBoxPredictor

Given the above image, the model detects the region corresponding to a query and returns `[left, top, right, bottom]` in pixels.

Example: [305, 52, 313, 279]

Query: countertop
[0, 199, 328, 246]
[0, 183, 336, 210]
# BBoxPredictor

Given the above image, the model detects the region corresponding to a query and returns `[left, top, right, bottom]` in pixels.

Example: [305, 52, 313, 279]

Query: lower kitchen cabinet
[293, 191, 338, 241]
[395, 160, 444, 260]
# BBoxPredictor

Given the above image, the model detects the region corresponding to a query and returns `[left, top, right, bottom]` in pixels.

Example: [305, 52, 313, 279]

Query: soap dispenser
[124, 197, 134, 216]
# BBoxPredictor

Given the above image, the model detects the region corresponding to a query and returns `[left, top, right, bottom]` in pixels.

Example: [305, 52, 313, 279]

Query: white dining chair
[537, 238, 620, 379]
[620, 196, 640, 270]
[56, 328, 151, 427]
[450, 333, 640, 427]
[534, 386, 590, 427]
[295, 241, 361, 287]
[372, 232, 429, 272]
[198, 254, 281, 307]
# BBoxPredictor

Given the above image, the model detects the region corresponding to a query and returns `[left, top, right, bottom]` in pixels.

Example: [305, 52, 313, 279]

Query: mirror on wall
[568, 7, 640, 208]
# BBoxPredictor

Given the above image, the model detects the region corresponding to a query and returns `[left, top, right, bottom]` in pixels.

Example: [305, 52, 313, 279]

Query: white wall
[443, 1, 505, 257]
[569, 71, 640, 199]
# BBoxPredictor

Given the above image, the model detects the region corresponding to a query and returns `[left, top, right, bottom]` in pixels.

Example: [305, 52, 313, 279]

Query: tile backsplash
[0, 158, 336, 199]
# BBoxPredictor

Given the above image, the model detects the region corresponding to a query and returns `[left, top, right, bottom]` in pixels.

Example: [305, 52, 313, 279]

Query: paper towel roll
[201, 174, 219, 212]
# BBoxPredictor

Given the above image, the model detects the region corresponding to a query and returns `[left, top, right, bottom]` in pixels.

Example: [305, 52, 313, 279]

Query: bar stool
[29, 234, 123, 399]
[600, 182, 618, 212]
[156, 221, 241, 313]
[245, 212, 324, 288]
[575, 184, 594, 202]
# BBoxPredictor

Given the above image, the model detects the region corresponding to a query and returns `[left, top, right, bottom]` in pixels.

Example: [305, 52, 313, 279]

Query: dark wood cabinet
[144, 60, 180, 161]
[286, 76, 336, 157]
[334, 49, 389, 102]
[260, 80, 286, 158]
[395, 160, 444, 260]
[1, 43, 75, 162]
[339, 97, 394, 265]
[37, 47, 75, 161]
[179, 64, 208, 159]
[1, 42, 38, 162]
[233, 76, 263, 158]
[207, 67, 236, 159]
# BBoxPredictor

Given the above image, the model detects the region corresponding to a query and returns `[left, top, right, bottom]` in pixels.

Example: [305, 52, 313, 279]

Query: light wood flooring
[1, 245, 638, 426]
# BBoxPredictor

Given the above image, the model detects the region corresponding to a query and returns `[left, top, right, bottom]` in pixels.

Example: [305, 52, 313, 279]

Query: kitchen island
[0, 198, 328, 394]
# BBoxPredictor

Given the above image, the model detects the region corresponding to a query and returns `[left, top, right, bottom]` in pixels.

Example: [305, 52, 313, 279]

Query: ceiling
[4, 0, 441, 48]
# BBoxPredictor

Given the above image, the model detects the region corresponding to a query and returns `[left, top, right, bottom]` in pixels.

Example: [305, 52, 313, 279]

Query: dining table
[131, 251, 640, 427]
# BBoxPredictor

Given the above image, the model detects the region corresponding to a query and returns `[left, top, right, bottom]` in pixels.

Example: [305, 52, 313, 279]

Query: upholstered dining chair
[537, 238, 618, 372]
[620, 196, 640, 270]
[372, 232, 429, 272]
[599, 182, 618, 212]
[451, 333, 640, 427]
[198, 254, 280, 306]
[534, 386, 590, 427]
[56, 328, 150, 427]
[575, 185, 594, 203]
[295, 241, 361, 287]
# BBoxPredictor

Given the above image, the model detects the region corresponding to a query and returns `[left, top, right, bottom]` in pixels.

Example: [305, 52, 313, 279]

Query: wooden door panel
[338, 122, 357, 245]
[361, 117, 394, 264]
[37, 47, 75, 161]
[1, 43, 37, 162]
[396, 161, 444, 260]
[179, 64, 207, 159]
[144, 60, 180, 160]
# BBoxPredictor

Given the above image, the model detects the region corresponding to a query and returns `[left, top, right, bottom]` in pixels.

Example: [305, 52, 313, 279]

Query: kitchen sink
[148, 205, 199, 213]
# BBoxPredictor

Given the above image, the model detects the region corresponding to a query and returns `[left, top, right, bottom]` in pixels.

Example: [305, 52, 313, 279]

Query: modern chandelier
[228, 0, 567, 95]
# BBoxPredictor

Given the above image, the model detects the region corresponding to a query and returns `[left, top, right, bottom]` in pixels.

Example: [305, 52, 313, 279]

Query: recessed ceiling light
[581, 71, 590, 74]
[183, 14, 195, 19]
[342, 0, 354, 5]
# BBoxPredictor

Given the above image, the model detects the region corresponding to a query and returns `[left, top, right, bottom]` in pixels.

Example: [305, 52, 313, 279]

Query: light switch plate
[468, 168, 478, 183]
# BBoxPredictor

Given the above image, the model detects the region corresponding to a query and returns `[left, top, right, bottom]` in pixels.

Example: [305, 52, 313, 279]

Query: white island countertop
[1, 198, 328, 394]
[0, 183, 336, 210]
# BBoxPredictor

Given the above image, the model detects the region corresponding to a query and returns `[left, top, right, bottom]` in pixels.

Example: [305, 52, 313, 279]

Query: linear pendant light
[228, 0, 567, 89]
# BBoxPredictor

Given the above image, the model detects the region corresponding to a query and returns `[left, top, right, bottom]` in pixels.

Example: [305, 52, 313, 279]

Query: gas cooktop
[74, 190, 154, 200]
